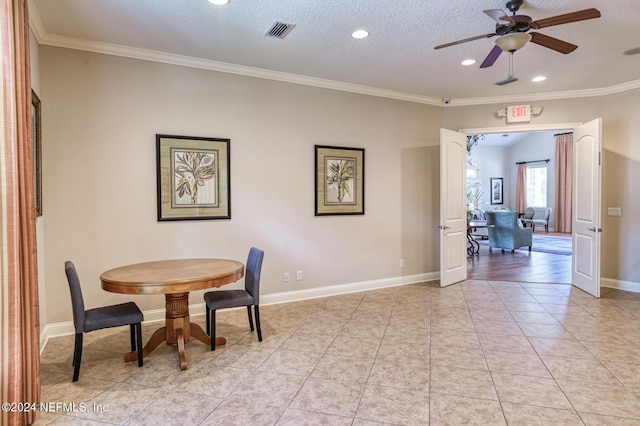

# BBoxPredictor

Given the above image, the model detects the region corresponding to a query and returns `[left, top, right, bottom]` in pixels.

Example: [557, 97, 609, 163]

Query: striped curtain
[1, 1, 42, 425]
[515, 163, 527, 213]
[554, 133, 574, 233]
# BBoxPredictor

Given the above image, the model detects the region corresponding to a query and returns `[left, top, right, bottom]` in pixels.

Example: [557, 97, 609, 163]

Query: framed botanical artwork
[156, 134, 230, 221]
[490, 177, 504, 205]
[314, 145, 365, 216]
[32, 90, 42, 216]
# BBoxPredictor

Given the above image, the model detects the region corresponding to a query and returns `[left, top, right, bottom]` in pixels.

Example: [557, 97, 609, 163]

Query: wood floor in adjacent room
[467, 232, 572, 284]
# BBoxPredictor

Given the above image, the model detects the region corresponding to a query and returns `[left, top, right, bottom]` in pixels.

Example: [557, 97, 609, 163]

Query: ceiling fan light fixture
[495, 33, 532, 52]
[532, 75, 547, 82]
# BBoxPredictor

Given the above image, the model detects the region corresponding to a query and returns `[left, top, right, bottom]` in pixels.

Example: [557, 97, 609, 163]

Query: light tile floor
[35, 280, 640, 425]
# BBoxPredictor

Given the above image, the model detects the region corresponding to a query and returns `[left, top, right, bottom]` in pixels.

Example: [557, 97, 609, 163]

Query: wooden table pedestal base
[123, 292, 226, 370]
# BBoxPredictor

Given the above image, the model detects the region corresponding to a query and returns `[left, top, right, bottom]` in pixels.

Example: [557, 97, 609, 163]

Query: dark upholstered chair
[485, 212, 533, 253]
[65, 261, 143, 382]
[204, 247, 264, 351]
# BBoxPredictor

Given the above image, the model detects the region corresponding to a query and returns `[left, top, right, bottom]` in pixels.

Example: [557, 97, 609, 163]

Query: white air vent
[265, 22, 296, 39]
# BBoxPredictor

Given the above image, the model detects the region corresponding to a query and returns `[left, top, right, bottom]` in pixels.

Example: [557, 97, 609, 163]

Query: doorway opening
[462, 128, 573, 284]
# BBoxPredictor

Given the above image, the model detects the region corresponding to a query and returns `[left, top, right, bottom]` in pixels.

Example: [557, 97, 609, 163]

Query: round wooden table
[101, 258, 244, 370]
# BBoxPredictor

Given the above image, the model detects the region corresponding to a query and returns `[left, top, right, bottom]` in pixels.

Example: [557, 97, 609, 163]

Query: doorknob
[438, 225, 451, 230]
[587, 227, 602, 232]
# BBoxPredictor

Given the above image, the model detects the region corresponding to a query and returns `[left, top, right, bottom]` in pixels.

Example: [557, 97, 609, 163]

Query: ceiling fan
[434, 0, 601, 69]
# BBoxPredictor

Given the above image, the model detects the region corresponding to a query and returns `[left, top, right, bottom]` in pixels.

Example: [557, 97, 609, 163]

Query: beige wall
[40, 46, 442, 324]
[442, 98, 604, 130]
[443, 93, 640, 284]
[30, 29, 47, 332]
[38, 45, 639, 326]
[600, 89, 640, 283]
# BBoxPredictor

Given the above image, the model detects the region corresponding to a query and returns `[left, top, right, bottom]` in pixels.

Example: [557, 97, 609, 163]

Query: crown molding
[33, 30, 444, 107]
[29, 6, 639, 108]
[28, 0, 46, 41]
[447, 79, 640, 107]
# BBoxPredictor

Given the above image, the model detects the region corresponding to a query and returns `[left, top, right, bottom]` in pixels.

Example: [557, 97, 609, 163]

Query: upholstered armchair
[530, 207, 552, 232]
[485, 211, 533, 253]
[520, 207, 535, 228]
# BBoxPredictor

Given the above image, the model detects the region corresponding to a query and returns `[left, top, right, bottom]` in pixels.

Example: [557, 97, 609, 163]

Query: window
[527, 166, 547, 207]
[466, 169, 483, 211]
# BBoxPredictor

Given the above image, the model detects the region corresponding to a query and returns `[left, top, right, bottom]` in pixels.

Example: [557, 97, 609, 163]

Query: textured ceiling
[29, 0, 640, 104]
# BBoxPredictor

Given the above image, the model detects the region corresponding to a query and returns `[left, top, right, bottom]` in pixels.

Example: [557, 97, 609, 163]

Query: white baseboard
[39, 307, 167, 354]
[601, 277, 640, 294]
[40, 272, 438, 353]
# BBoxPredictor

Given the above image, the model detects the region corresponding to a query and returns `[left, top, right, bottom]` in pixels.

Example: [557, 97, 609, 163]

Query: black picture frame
[490, 177, 504, 205]
[314, 145, 365, 216]
[156, 134, 231, 221]
[32, 90, 42, 217]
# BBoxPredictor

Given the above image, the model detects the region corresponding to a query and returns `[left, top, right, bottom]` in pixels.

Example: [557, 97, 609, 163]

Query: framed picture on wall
[32, 90, 42, 216]
[490, 177, 503, 205]
[314, 145, 365, 216]
[156, 134, 231, 221]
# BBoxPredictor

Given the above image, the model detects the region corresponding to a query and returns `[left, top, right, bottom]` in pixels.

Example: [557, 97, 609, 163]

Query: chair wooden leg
[210, 310, 217, 351]
[246, 305, 254, 331]
[254, 305, 262, 342]
[205, 307, 210, 336]
[72, 333, 83, 382]
[136, 323, 143, 367]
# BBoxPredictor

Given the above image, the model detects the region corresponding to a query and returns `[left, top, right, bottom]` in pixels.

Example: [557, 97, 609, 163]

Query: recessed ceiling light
[461, 59, 476, 66]
[208, 0, 229, 5]
[352, 29, 369, 39]
[532, 76, 547, 82]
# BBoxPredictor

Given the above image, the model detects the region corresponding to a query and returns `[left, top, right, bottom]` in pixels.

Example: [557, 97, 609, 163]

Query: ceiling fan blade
[530, 8, 601, 29]
[480, 45, 503, 68]
[483, 9, 516, 24]
[529, 32, 577, 54]
[434, 33, 496, 50]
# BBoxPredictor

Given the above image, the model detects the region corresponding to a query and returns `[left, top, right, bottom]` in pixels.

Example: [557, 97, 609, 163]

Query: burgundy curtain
[1, 0, 42, 425]
[516, 163, 527, 213]
[554, 133, 573, 233]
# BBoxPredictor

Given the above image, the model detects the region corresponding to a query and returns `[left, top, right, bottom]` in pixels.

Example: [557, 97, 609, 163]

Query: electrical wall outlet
[284, 272, 290, 282]
[296, 271, 303, 281]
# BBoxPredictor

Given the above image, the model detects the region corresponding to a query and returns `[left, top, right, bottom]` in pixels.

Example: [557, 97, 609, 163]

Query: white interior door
[440, 128, 467, 286]
[572, 118, 602, 297]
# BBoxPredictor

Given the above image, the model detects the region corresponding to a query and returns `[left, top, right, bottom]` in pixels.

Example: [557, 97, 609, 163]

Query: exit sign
[507, 104, 531, 123]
